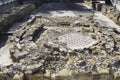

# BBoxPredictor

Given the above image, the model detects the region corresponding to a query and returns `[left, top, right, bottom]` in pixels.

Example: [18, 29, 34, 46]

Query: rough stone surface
[0, 3, 36, 31]
[101, 5, 120, 25]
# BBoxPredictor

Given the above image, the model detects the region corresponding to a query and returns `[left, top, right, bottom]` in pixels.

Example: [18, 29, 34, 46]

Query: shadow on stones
[33, 28, 46, 42]
[113, 60, 120, 68]
[0, 34, 8, 48]
[105, 0, 113, 5]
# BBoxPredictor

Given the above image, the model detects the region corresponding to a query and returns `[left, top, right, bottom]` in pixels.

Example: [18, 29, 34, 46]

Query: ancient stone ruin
[0, 0, 120, 80]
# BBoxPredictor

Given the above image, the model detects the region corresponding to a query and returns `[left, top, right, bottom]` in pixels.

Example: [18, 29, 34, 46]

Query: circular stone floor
[58, 33, 98, 50]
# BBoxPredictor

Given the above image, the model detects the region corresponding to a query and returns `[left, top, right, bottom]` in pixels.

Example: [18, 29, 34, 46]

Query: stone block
[13, 73, 24, 80]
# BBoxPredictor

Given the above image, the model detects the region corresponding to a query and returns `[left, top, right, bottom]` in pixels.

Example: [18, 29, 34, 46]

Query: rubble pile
[0, 12, 120, 80]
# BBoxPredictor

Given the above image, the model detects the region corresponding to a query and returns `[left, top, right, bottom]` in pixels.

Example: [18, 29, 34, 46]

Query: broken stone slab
[0, 45, 13, 67]
[16, 43, 22, 50]
[44, 70, 51, 78]
[25, 42, 38, 50]
[56, 69, 70, 77]
[13, 50, 29, 60]
[13, 73, 24, 80]
[73, 20, 81, 26]
[76, 60, 86, 67]
[97, 68, 109, 74]
[26, 63, 43, 73]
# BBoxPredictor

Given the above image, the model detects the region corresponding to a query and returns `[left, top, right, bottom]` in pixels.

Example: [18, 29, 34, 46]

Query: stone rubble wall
[0, 3, 36, 32]
[101, 5, 120, 25]
[84, 1, 120, 25]
[0, 0, 19, 14]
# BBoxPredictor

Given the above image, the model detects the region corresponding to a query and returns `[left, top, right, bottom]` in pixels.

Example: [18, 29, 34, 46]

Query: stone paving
[0, 45, 13, 67]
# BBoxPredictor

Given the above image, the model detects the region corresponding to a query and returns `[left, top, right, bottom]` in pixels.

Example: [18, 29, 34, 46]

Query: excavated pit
[5, 15, 120, 80]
